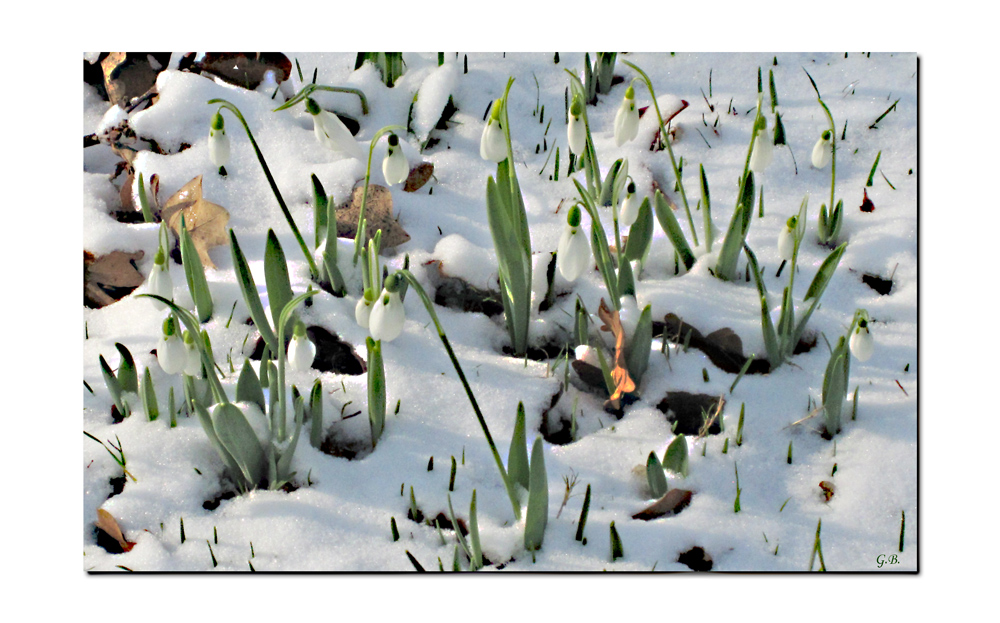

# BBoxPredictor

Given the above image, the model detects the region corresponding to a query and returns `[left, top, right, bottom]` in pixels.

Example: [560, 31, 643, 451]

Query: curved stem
[352, 124, 407, 266]
[207, 99, 320, 280]
[275, 288, 317, 442]
[621, 60, 697, 246]
[564, 69, 601, 196]
[397, 269, 522, 521]
[275, 84, 369, 115]
[818, 99, 837, 223]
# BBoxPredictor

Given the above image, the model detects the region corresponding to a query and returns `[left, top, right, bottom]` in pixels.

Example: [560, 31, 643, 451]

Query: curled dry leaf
[403, 162, 434, 193]
[819, 481, 836, 502]
[101, 52, 170, 109]
[161, 176, 230, 269]
[597, 298, 636, 409]
[632, 489, 693, 520]
[95, 508, 136, 552]
[84, 249, 145, 308]
[335, 183, 410, 250]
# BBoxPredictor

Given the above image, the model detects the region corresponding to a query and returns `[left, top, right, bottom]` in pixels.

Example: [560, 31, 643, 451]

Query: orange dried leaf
[95, 509, 136, 552]
[597, 299, 636, 406]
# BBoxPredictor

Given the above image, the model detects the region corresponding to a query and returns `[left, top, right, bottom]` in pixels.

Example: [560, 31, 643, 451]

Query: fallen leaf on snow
[597, 298, 636, 409]
[632, 489, 693, 520]
[335, 183, 410, 250]
[161, 176, 230, 269]
[84, 249, 144, 308]
[403, 162, 434, 193]
[95, 508, 136, 553]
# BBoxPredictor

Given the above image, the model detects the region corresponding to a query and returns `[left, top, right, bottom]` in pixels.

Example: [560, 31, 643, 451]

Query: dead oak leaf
[403, 162, 434, 193]
[632, 489, 694, 521]
[95, 508, 136, 553]
[84, 249, 144, 308]
[335, 183, 410, 250]
[161, 176, 230, 269]
[597, 298, 636, 408]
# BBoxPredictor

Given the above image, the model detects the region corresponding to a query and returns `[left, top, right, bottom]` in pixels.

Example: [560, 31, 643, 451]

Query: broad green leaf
[699, 165, 713, 252]
[190, 392, 243, 490]
[646, 451, 668, 498]
[524, 436, 548, 552]
[367, 337, 386, 447]
[140, 367, 158, 421]
[590, 217, 620, 307]
[235, 359, 265, 414]
[212, 403, 267, 490]
[179, 215, 213, 323]
[795, 242, 848, 344]
[114, 343, 138, 394]
[311, 174, 328, 248]
[617, 257, 635, 299]
[310, 379, 323, 449]
[507, 402, 530, 491]
[626, 305, 653, 383]
[99, 354, 125, 415]
[716, 204, 746, 281]
[598, 158, 626, 207]
[623, 198, 653, 263]
[264, 229, 294, 340]
[653, 191, 696, 271]
[322, 200, 346, 296]
[230, 230, 278, 353]
[663, 434, 689, 477]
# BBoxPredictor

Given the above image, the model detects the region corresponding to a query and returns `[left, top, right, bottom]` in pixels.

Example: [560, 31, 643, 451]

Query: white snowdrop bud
[613, 85, 639, 147]
[369, 288, 406, 342]
[567, 94, 586, 156]
[208, 110, 230, 168]
[480, 99, 507, 163]
[849, 319, 874, 362]
[749, 118, 773, 173]
[355, 290, 374, 329]
[619, 181, 640, 228]
[182, 331, 202, 377]
[157, 317, 187, 375]
[287, 321, 316, 372]
[382, 134, 409, 186]
[811, 130, 832, 169]
[146, 247, 173, 310]
[307, 98, 364, 160]
[557, 205, 591, 282]
[777, 216, 796, 261]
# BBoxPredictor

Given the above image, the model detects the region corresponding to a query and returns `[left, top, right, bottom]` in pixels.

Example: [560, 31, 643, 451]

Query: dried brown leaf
[85, 249, 145, 288]
[161, 176, 230, 269]
[95, 508, 136, 552]
[335, 184, 410, 250]
[819, 481, 836, 502]
[403, 162, 434, 193]
[597, 299, 635, 407]
[632, 489, 693, 520]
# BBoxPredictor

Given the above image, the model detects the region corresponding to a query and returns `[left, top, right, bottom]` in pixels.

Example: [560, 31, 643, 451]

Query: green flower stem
[396, 269, 522, 521]
[621, 60, 697, 246]
[207, 98, 320, 280]
[275, 84, 369, 116]
[563, 70, 601, 197]
[804, 69, 838, 232]
[275, 289, 317, 442]
[352, 125, 407, 266]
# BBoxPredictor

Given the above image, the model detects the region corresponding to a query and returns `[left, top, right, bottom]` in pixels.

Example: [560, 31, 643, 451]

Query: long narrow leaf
[230, 230, 278, 353]
[646, 451, 668, 498]
[524, 436, 548, 552]
[179, 215, 213, 323]
[626, 305, 653, 383]
[114, 343, 138, 394]
[235, 359, 266, 414]
[653, 191, 696, 271]
[212, 403, 268, 490]
[623, 198, 653, 263]
[744, 244, 781, 364]
[507, 402, 530, 491]
[264, 230, 294, 340]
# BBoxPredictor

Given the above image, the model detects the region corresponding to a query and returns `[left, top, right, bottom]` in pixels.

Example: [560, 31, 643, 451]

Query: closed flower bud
[849, 319, 874, 362]
[157, 317, 187, 375]
[182, 330, 202, 377]
[480, 99, 507, 163]
[369, 289, 406, 342]
[557, 205, 591, 282]
[749, 118, 773, 173]
[619, 181, 640, 228]
[382, 133, 409, 186]
[287, 321, 316, 372]
[355, 290, 374, 328]
[613, 85, 639, 147]
[567, 94, 586, 156]
[777, 216, 796, 261]
[146, 248, 173, 310]
[811, 130, 832, 169]
[307, 98, 364, 160]
[208, 110, 230, 168]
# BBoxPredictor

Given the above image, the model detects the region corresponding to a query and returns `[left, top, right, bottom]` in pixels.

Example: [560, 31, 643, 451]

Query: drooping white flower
[557, 205, 591, 282]
[567, 94, 586, 156]
[613, 85, 639, 147]
[480, 98, 507, 163]
[749, 118, 773, 173]
[355, 290, 374, 328]
[619, 181, 640, 228]
[849, 319, 874, 362]
[287, 321, 316, 372]
[146, 247, 173, 310]
[307, 98, 364, 160]
[157, 317, 187, 375]
[777, 216, 796, 261]
[382, 133, 409, 186]
[369, 288, 406, 342]
[208, 110, 229, 169]
[811, 130, 832, 169]
[182, 330, 202, 377]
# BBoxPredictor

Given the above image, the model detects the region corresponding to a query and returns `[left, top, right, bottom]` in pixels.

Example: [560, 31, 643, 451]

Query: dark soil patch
[109, 475, 126, 498]
[249, 326, 366, 375]
[862, 272, 893, 295]
[539, 385, 572, 445]
[677, 546, 713, 571]
[434, 275, 504, 317]
[656, 392, 725, 436]
[658, 314, 770, 374]
[501, 340, 568, 362]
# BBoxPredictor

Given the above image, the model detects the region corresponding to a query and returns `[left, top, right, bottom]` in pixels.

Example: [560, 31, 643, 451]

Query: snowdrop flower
[619, 181, 640, 228]
[146, 247, 173, 310]
[567, 94, 586, 156]
[208, 110, 229, 171]
[777, 216, 797, 261]
[811, 130, 832, 169]
[749, 117, 773, 173]
[382, 133, 409, 186]
[306, 97, 364, 160]
[849, 318, 874, 362]
[355, 289, 374, 328]
[480, 98, 507, 163]
[369, 275, 406, 342]
[157, 317, 187, 375]
[182, 330, 202, 377]
[613, 84, 639, 147]
[557, 204, 591, 282]
[287, 321, 316, 372]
